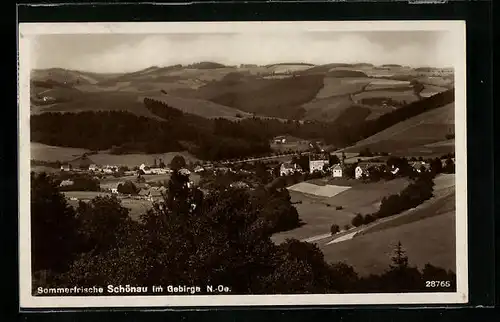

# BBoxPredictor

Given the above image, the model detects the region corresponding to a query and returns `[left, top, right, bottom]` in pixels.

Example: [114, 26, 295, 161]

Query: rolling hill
[30, 64, 455, 147]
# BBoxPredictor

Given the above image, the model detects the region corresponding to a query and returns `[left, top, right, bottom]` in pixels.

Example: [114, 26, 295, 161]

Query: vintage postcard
[18, 21, 467, 308]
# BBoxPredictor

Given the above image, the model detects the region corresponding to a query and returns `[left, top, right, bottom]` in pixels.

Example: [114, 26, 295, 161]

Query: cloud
[34, 32, 456, 73]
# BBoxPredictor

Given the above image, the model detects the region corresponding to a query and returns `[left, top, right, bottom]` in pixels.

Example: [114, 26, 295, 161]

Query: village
[54, 135, 456, 212]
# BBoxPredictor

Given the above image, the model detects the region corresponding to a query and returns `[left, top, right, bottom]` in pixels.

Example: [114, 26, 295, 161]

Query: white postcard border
[18, 20, 468, 308]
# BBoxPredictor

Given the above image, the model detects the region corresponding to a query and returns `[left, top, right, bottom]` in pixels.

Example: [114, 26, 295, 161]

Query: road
[220, 151, 314, 165]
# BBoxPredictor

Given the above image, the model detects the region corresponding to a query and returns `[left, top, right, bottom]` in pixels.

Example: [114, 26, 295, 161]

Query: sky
[31, 31, 456, 73]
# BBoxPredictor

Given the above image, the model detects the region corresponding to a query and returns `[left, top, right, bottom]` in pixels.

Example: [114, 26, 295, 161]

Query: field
[31, 142, 200, 167]
[64, 191, 154, 221]
[343, 102, 454, 155]
[31, 142, 90, 162]
[120, 198, 153, 221]
[272, 178, 409, 244]
[141, 94, 252, 120]
[320, 211, 455, 276]
[315, 77, 370, 99]
[288, 182, 351, 198]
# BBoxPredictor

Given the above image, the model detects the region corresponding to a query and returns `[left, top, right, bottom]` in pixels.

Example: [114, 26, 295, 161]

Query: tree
[329, 154, 340, 166]
[351, 213, 364, 227]
[31, 172, 80, 274]
[330, 224, 340, 235]
[443, 158, 455, 174]
[430, 157, 443, 175]
[410, 80, 425, 100]
[389, 241, 408, 271]
[117, 181, 139, 195]
[76, 196, 134, 255]
[169, 155, 187, 171]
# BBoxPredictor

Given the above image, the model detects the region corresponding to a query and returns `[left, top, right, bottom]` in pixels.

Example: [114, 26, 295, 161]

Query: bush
[343, 224, 351, 231]
[336, 205, 343, 210]
[351, 213, 364, 227]
[363, 214, 377, 225]
[330, 224, 340, 235]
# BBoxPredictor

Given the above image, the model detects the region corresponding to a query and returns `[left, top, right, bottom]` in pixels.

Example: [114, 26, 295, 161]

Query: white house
[89, 164, 100, 172]
[355, 164, 372, 179]
[273, 136, 287, 144]
[280, 162, 296, 176]
[59, 179, 74, 187]
[332, 164, 343, 178]
[179, 168, 191, 176]
[309, 159, 329, 173]
[60, 164, 71, 172]
[194, 165, 204, 173]
[148, 167, 168, 175]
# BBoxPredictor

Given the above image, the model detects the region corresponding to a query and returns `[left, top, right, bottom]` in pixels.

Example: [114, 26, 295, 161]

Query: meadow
[272, 178, 409, 244]
[31, 142, 200, 167]
[320, 210, 456, 276]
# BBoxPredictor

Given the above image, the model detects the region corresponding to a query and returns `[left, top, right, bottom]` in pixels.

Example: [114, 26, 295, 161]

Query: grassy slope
[320, 203, 455, 276]
[344, 102, 454, 154]
[143, 94, 252, 120]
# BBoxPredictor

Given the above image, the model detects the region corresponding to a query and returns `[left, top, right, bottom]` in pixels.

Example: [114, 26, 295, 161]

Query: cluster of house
[59, 154, 209, 176]
[279, 154, 445, 180]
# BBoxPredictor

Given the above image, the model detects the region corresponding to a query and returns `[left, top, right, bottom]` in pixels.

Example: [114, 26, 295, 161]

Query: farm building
[59, 179, 74, 187]
[194, 165, 204, 173]
[309, 158, 329, 173]
[273, 136, 287, 144]
[60, 164, 71, 172]
[280, 162, 297, 176]
[148, 167, 169, 175]
[89, 164, 100, 172]
[331, 164, 344, 178]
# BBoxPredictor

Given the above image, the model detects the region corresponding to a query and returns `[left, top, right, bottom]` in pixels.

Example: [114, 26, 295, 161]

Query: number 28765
[425, 281, 451, 288]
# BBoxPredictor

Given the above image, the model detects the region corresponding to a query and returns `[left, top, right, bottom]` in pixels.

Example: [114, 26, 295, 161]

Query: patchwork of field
[32, 64, 454, 127]
[288, 182, 351, 198]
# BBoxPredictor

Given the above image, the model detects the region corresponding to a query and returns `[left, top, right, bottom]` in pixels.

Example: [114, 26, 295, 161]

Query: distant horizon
[31, 31, 459, 73]
[31, 61, 454, 75]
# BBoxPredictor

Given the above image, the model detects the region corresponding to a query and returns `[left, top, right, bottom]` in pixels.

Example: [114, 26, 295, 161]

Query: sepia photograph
[18, 21, 467, 308]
